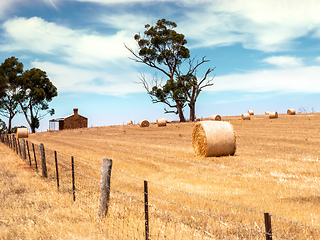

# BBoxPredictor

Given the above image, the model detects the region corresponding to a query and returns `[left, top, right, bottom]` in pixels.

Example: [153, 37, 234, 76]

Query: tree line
[0, 57, 57, 133]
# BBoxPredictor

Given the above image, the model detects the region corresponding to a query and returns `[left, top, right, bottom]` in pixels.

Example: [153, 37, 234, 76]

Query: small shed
[49, 108, 88, 130]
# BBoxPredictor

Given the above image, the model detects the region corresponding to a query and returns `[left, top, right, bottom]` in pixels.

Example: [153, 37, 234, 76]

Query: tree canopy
[0, 57, 57, 133]
[0, 57, 24, 133]
[126, 19, 214, 121]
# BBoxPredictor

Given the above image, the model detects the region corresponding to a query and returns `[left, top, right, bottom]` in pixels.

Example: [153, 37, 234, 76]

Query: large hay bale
[17, 128, 28, 138]
[287, 109, 296, 115]
[211, 115, 221, 121]
[241, 113, 251, 120]
[269, 111, 278, 119]
[192, 121, 236, 157]
[139, 120, 150, 127]
[248, 110, 254, 115]
[156, 118, 167, 127]
[265, 111, 270, 115]
[127, 120, 133, 125]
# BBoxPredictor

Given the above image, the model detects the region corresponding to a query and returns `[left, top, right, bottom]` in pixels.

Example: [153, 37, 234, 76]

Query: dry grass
[0, 144, 111, 239]
[2, 112, 320, 239]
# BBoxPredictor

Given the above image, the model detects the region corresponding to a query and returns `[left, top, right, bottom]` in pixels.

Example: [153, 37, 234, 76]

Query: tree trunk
[189, 101, 196, 122]
[8, 115, 12, 134]
[176, 101, 186, 122]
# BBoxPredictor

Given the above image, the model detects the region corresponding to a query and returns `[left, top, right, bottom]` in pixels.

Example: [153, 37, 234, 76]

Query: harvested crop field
[21, 113, 320, 238]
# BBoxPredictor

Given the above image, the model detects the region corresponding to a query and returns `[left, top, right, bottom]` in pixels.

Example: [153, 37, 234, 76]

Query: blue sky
[0, 0, 319, 131]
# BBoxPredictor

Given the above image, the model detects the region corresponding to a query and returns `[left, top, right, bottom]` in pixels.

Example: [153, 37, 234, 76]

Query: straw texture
[17, 128, 28, 138]
[211, 115, 221, 121]
[241, 113, 251, 120]
[269, 111, 278, 119]
[127, 121, 133, 125]
[248, 110, 254, 115]
[192, 121, 236, 157]
[156, 118, 167, 127]
[287, 109, 296, 115]
[139, 120, 150, 127]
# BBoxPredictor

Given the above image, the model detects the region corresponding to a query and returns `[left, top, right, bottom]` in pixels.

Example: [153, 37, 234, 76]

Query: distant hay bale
[127, 120, 133, 125]
[287, 109, 296, 115]
[248, 110, 254, 115]
[241, 113, 251, 120]
[211, 115, 221, 121]
[192, 121, 236, 157]
[156, 118, 167, 127]
[269, 111, 278, 119]
[17, 128, 28, 138]
[265, 111, 270, 115]
[139, 120, 149, 127]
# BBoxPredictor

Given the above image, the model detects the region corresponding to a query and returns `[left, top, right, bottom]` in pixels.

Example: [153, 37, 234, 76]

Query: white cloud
[0, 17, 135, 67]
[261, 56, 303, 68]
[179, 0, 320, 52]
[32, 61, 145, 95]
[207, 66, 320, 93]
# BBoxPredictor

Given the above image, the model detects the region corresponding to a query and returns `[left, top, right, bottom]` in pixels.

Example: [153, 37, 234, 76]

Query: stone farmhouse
[49, 108, 88, 130]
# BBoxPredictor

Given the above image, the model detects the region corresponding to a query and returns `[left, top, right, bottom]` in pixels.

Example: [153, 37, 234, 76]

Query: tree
[18, 68, 57, 133]
[126, 19, 214, 121]
[0, 57, 24, 133]
[0, 118, 7, 133]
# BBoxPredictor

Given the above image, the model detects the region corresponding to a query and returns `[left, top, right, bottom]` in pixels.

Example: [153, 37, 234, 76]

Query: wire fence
[1, 133, 319, 239]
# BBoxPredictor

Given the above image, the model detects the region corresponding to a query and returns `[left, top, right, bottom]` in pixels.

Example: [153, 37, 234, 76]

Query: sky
[0, 0, 319, 131]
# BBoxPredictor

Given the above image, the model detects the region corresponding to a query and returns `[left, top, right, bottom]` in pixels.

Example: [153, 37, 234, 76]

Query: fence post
[71, 156, 76, 201]
[54, 151, 59, 190]
[26, 141, 31, 166]
[32, 143, 38, 170]
[144, 180, 149, 240]
[21, 138, 26, 160]
[17, 138, 22, 158]
[98, 158, 113, 217]
[264, 212, 272, 240]
[40, 143, 47, 178]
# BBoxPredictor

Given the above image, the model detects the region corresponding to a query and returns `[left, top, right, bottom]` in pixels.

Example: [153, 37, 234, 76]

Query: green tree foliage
[0, 118, 7, 133]
[126, 19, 214, 121]
[19, 68, 57, 133]
[0, 57, 24, 133]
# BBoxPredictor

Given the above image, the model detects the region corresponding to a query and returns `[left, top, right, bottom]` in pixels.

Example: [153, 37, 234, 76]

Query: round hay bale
[241, 113, 251, 120]
[17, 128, 28, 138]
[248, 110, 254, 115]
[127, 120, 133, 125]
[269, 111, 278, 119]
[265, 111, 270, 115]
[211, 115, 221, 121]
[139, 120, 149, 127]
[287, 109, 296, 115]
[192, 121, 236, 157]
[156, 118, 167, 127]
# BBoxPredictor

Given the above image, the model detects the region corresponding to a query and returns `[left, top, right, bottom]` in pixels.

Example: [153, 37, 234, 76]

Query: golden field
[1, 112, 320, 239]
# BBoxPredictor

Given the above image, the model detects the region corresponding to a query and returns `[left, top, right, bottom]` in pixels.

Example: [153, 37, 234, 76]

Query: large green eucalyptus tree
[126, 19, 215, 121]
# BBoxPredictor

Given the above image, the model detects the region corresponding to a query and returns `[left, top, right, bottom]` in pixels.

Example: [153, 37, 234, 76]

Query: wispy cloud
[209, 65, 320, 93]
[261, 56, 303, 68]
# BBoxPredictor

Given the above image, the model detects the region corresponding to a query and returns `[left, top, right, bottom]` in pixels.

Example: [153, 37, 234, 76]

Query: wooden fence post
[21, 138, 26, 160]
[71, 156, 76, 201]
[144, 180, 149, 240]
[40, 143, 47, 178]
[26, 141, 31, 166]
[17, 139, 22, 158]
[32, 143, 38, 170]
[98, 158, 113, 217]
[264, 212, 272, 240]
[54, 151, 59, 190]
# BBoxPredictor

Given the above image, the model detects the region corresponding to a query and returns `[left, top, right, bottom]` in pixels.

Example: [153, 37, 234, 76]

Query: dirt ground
[26, 113, 320, 234]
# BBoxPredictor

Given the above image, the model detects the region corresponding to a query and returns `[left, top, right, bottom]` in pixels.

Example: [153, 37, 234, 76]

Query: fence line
[1, 133, 319, 239]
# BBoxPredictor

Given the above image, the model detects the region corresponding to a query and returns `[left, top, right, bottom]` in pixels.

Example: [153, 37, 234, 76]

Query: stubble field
[2, 112, 320, 239]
